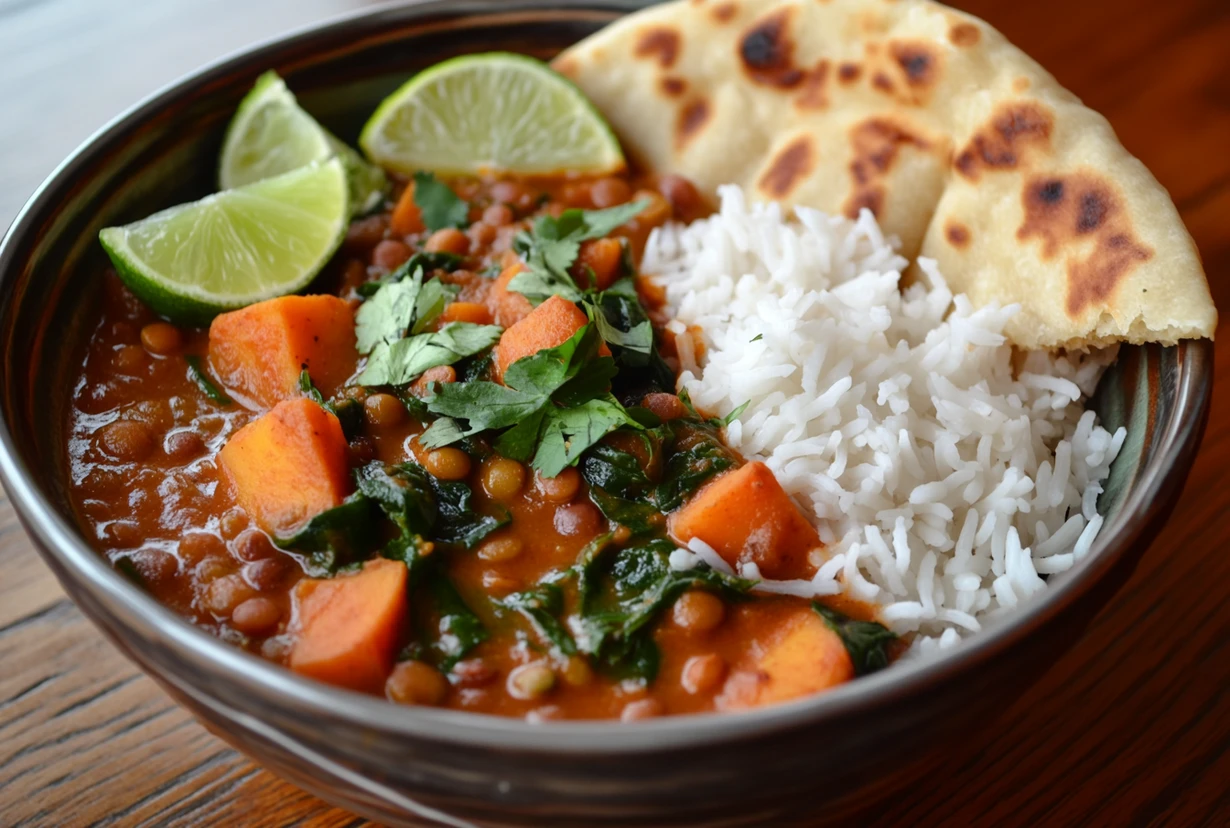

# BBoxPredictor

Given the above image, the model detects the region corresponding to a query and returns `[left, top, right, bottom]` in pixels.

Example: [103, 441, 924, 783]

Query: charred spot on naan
[676, 97, 712, 150]
[948, 22, 981, 47]
[740, 7, 806, 89]
[891, 41, 939, 88]
[1018, 173, 1155, 316]
[661, 76, 689, 98]
[635, 26, 682, 68]
[955, 101, 1054, 181]
[944, 219, 971, 249]
[795, 60, 831, 110]
[838, 62, 862, 84]
[757, 136, 816, 199]
[844, 118, 930, 219]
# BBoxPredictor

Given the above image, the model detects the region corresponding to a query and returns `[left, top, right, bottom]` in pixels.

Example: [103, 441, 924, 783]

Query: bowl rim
[0, 0, 1215, 755]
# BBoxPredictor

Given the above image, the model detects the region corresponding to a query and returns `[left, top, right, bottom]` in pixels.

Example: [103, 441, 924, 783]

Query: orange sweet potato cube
[717, 608, 853, 710]
[493, 294, 592, 381]
[208, 295, 356, 409]
[290, 558, 408, 694]
[668, 461, 821, 580]
[218, 398, 351, 536]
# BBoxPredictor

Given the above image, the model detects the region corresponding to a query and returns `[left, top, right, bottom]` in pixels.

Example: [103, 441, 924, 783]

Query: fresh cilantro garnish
[413, 171, 470, 233]
[358, 323, 501, 386]
[421, 324, 642, 477]
[356, 265, 459, 354]
[507, 200, 649, 304]
[185, 356, 232, 406]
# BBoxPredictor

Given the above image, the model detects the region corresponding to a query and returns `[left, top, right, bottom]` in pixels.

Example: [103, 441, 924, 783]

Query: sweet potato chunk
[488, 263, 534, 328]
[290, 558, 408, 693]
[208, 295, 357, 409]
[668, 461, 820, 580]
[218, 398, 351, 535]
[390, 182, 425, 235]
[493, 294, 590, 381]
[439, 301, 493, 326]
[716, 609, 853, 710]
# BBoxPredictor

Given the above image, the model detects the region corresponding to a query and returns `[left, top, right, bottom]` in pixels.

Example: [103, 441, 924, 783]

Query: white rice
[645, 186, 1125, 653]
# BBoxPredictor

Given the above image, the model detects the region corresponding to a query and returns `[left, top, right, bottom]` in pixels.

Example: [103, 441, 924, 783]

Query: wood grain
[0, 0, 1227, 825]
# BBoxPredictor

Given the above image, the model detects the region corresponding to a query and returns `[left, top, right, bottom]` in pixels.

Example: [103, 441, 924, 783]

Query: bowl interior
[0, 0, 1213, 756]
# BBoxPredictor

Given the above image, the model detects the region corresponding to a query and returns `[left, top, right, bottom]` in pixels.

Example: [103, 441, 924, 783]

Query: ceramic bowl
[0, 1, 1213, 825]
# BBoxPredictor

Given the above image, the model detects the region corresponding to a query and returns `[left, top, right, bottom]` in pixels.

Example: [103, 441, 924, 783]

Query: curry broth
[68, 172, 890, 720]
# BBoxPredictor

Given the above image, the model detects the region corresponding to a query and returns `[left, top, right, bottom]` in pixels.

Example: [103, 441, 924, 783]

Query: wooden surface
[0, 0, 1227, 824]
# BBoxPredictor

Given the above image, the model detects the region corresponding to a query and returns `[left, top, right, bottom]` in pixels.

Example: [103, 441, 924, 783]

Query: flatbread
[554, 0, 1217, 349]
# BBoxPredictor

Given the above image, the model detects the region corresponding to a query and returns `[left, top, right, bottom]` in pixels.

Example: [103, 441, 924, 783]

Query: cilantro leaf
[419, 416, 465, 448]
[426, 381, 548, 434]
[410, 278, 456, 335]
[356, 251, 463, 298]
[357, 323, 501, 386]
[412, 171, 470, 232]
[507, 201, 649, 305]
[533, 395, 642, 477]
[356, 266, 424, 354]
[492, 408, 548, 462]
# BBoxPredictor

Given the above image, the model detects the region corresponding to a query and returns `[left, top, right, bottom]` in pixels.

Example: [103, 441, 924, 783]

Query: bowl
[0, 1, 1213, 825]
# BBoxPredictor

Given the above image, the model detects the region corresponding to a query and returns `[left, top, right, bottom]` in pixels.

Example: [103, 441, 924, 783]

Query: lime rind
[100, 158, 350, 325]
[359, 52, 626, 177]
[219, 71, 387, 214]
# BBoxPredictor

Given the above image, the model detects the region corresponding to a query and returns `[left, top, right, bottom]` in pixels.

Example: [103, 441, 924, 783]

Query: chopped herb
[412, 171, 470, 232]
[502, 584, 577, 658]
[653, 423, 738, 513]
[423, 324, 642, 475]
[114, 555, 145, 586]
[813, 603, 897, 676]
[275, 493, 380, 577]
[579, 443, 652, 498]
[588, 487, 659, 536]
[299, 370, 363, 437]
[507, 201, 649, 305]
[426, 575, 489, 670]
[574, 539, 754, 681]
[184, 355, 232, 405]
[750, 333, 763, 342]
[358, 323, 502, 386]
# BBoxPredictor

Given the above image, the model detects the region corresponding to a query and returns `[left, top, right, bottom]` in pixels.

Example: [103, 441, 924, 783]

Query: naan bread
[554, 0, 1217, 349]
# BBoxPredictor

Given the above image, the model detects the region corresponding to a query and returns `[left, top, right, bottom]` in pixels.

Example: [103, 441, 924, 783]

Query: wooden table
[1, 0, 1226, 824]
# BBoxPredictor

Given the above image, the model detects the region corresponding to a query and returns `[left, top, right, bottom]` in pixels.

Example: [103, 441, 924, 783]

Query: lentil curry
[71, 168, 898, 721]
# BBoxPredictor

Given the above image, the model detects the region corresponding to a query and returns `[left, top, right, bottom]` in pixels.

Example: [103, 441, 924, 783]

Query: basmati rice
[645, 186, 1125, 653]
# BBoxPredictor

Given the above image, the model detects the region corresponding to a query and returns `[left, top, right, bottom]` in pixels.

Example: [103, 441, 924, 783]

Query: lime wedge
[219, 71, 387, 214]
[359, 52, 625, 177]
[100, 158, 350, 325]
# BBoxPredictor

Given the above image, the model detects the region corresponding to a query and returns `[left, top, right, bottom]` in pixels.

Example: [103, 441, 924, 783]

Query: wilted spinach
[812, 603, 897, 676]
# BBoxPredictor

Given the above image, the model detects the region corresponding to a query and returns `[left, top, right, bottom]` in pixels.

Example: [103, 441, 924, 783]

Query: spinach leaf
[575, 540, 754, 681]
[587, 278, 654, 361]
[580, 443, 651, 499]
[275, 493, 380, 577]
[430, 474, 509, 549]
[356, 462, 435, 538]
[588, 487, 659, 536]
[358, 323, 502, 386]
[654, 424, 737, 513]
[813, 603, 897, 676]
[185, 355, 232, 405]
[426, 575, 489, 670]
[502, 584, 577, 658]
[413, 171, 470, 232]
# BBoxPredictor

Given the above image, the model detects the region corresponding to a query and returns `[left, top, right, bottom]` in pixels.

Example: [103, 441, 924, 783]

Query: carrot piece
[717, 608, 854, 710]
[667, 461, 821, 580]
[439, 301, 493, 326]
[487, 263, 534, 328]
[208, 295, 356, 409]
[573, 237, 625, 290]
[217, 398, 351, 536]
[389, 182, 425, 235]
[493, 294, 597, 381]
[290, 558, 408, 693]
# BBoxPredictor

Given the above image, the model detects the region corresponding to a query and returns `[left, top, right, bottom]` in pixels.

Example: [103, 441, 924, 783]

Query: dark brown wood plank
[0, 0, 1227, 826]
